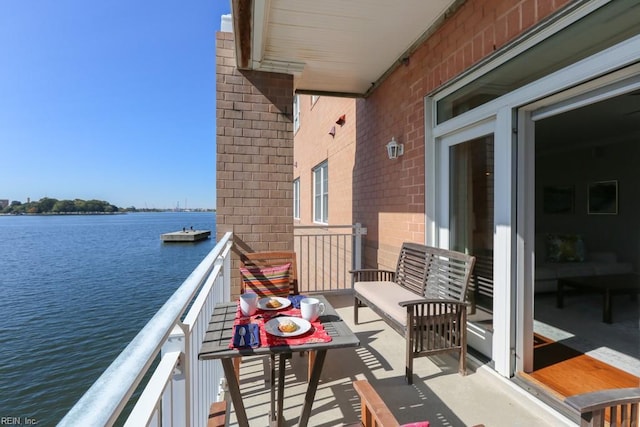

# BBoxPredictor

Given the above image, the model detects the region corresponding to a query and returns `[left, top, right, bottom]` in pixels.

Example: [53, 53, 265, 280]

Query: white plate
[257, 296, 291, 311]
[264, 317, 311, 337]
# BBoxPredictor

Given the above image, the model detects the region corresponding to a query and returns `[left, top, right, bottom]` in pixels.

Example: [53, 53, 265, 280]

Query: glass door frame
[426, 111, 516, 376]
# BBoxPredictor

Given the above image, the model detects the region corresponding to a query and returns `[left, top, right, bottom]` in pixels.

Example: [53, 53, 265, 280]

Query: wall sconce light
[329, 126, 336, 137]
[335, 114, 346, 126]
[386, 137, 404, 159]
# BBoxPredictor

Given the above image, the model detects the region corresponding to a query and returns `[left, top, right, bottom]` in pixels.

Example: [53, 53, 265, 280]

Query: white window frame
[293, 95, 300, 133]
[312, 161, 328, 224]
[293, 178, 300, 219]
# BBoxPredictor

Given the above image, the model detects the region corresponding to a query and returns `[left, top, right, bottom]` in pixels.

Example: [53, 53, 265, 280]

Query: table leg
[298, 349, 327, 427]
[269, 354, 276, 425]
[276, 354, 287, 425]
[221, 358, 250, 427]
[603, 289, 612, 324]
[557, 280, 565, 308]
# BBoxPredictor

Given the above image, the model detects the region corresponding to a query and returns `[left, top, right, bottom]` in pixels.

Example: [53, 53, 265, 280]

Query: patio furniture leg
[307, 350, 316, 383]
[269, 354, 276, 425]
[459, 312, 467, 375]
[275, 353, 288, 426]
[233, 356, 240, 380]
[405, 343, 414, 384]
[603, 289, 612, 323]
[221, 358, 250, 427]
[354, 297, 359, 324]
[298, 349, 327, 427]
[557, 280, 565, 308]
[405, 312, 414, 385]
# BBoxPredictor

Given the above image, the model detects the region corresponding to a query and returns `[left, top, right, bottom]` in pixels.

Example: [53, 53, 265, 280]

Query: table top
[199, 295, 359, 360]
[559, 273, 640, 290]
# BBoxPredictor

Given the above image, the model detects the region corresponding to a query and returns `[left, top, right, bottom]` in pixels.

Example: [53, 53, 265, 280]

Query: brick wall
[216, 31, 294, 296]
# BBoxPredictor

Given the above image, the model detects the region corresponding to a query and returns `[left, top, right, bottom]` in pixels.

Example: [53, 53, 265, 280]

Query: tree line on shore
[2, 198, 121, 214]
[2, 198, 216, 214]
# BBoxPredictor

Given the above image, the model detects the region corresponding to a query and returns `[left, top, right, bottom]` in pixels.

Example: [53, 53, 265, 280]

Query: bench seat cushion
[354, 281, 421, 326]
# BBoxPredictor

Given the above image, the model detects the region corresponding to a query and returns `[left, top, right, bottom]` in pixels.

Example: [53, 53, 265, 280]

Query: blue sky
[0, 1, 231, 210]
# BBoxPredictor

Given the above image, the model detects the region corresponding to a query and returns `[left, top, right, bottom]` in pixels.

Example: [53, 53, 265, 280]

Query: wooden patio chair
[235, 251, 314, 379]
[349, 380, 484, 427]
[565, 387, 640, 427]
[240, 251, 299, 296]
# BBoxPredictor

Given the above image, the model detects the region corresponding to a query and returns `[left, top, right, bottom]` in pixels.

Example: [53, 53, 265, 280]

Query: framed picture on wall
[588, 180, 618, 215]
[543, 186, 574, 214]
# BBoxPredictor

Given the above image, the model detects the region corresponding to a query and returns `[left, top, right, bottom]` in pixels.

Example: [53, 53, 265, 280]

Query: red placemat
[228, 304, 332, 349]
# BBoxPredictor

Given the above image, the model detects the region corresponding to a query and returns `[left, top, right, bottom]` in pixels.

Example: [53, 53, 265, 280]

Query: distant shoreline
[0, 211, 216, 216]
[0, 212, 127, 216]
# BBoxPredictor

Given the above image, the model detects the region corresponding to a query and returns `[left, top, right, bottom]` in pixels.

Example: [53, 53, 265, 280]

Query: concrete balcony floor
[228, 293, 575, 426]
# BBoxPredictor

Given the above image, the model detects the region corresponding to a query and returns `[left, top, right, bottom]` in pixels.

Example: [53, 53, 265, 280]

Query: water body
[0, 212, 216, 425]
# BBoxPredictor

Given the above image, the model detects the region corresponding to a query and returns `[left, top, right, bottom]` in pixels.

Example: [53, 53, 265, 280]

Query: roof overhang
[231, 0, 462, 97]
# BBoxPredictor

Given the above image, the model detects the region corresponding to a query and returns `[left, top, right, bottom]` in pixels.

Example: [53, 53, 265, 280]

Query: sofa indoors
[534, 234, 634, 294]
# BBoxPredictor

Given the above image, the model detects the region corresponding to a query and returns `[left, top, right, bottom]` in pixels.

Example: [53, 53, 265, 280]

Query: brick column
[216, 31, 294, 296]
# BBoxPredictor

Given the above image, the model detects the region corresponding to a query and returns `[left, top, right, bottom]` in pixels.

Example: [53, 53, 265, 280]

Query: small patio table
[199, 294, 359, 427]
[557, 273, 640, 323]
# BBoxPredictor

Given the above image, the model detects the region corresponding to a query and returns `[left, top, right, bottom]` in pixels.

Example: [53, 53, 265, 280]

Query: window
[293, 178, 300, 219]
[293, 95, 300, 133]
[313, 162, 328, 223]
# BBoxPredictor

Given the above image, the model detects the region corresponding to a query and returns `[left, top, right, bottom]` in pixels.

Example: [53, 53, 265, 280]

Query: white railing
[59, 232, 233, 427]
[294, 223, 366, 293]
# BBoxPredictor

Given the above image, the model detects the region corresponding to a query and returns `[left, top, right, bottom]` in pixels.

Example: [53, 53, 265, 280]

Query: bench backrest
[395, 243, 476, 302]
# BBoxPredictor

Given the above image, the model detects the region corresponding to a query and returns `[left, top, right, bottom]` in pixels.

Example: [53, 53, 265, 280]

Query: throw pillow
[400, 422, 430, 427]
[546, 234, 585, 262]
[240, 263, 292, 297]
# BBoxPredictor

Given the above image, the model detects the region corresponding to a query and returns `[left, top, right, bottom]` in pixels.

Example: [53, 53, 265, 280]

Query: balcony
[226, 291, 571, 426]
[58, 227, 581, 426]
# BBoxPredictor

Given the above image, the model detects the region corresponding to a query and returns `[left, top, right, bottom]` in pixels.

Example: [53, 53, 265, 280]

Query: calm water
[0, 212, 217, 425]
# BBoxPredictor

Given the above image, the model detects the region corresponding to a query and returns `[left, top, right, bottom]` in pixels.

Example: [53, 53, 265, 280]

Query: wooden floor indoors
[520, 334, 640, 401]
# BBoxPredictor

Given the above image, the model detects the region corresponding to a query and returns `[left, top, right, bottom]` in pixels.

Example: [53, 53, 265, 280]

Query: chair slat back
[240, 251, 299, 295]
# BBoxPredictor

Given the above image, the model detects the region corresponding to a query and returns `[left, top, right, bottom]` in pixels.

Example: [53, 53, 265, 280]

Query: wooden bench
[352, 243, 475, 384]
[565, 387, 640, 427]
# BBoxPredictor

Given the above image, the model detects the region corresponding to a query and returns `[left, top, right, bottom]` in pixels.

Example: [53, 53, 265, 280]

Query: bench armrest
[351, 269, 396, 282]
[565, 387, 640, 413]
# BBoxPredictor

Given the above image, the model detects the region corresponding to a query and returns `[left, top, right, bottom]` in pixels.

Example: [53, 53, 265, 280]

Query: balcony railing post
[162, 324, 189, 427]
[354, 223, 366, 271]
[222, 240, 232, 301]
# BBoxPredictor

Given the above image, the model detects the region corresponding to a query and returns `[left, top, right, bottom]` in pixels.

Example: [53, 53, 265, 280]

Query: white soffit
[246, 0, 458, 96]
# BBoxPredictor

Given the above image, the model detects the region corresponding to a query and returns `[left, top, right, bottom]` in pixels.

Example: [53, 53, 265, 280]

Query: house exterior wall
[293, 96, 357, 226]
[216, 31, 294, 296]
[293, 0, 571, 271]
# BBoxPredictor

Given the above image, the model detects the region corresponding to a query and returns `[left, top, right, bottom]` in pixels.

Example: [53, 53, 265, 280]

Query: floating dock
[161, 229, 211, 242]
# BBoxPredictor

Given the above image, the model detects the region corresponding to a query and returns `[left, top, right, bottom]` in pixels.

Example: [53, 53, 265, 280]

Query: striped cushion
[240, 263, 292, 297]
